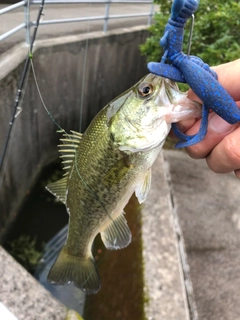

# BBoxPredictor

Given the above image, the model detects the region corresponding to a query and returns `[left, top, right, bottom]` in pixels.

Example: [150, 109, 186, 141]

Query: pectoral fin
[101, 212, 132, 250]
[135, 168, 151, 204]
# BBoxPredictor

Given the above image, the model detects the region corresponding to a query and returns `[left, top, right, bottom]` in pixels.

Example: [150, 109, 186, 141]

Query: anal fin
[101, 212, 132, 250]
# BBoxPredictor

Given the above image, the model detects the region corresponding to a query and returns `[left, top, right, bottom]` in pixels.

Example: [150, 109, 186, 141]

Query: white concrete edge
[142, 152, 191, 319]
[162, 150, 198, 320]
[0, 303, 18, 320]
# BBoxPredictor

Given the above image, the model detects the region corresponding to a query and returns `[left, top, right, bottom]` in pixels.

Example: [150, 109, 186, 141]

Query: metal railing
[0, 0, 154, 43]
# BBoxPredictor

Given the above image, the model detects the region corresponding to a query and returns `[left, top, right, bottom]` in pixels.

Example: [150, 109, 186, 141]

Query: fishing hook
[148, 0, 240, 148]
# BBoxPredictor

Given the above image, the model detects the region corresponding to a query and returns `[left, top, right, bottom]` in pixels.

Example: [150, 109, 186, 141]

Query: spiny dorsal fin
[69, 130, 83, 139]
[46, 177, 68, 204]
[101, 212, 132, 250]
[58, 131, 83, 176]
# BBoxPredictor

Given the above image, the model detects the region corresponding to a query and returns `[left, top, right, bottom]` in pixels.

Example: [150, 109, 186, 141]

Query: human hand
[172, 59, 240, 178]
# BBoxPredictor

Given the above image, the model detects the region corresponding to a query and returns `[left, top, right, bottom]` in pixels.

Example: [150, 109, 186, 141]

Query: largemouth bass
[46, 74, 201, 294]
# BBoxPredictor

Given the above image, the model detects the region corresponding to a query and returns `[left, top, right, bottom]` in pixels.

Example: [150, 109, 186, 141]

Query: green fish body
[46, 74, 201, 294]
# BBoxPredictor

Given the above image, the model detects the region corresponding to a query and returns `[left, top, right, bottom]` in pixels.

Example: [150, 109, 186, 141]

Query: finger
[168, 118, 198, 139]
[234, 169, 240, 179]
[172, 100, 240, 137]
[187, 59, 240, 104]
[187, 89, 202, 103]
[206, 126, 240, 174]
[212, 60, 240, 101]
[185, 113, 238, 159]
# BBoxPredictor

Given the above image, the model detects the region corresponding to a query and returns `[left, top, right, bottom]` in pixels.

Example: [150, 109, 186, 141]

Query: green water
[3, 162, 68, 271]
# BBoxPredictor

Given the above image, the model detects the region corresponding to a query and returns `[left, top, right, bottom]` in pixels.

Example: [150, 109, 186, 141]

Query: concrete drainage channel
[0, 26, 191, 320]
[1, 26, 240, 320]
[0, 153, 194, 320]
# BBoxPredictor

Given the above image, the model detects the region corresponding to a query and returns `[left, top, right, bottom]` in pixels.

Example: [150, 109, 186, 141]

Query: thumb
[184, 113, 238, 159]
[208, 100, 240, 133]
[208, 113, 235, 134]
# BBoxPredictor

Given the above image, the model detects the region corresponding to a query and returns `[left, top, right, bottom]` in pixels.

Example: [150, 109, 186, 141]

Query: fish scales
[66, 107, 155, 249]
[46, 73, 202, 294]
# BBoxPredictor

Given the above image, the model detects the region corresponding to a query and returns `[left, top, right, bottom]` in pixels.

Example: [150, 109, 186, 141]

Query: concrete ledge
[142, 153, 190, 320]
[164, 149, 240, 320]
[0, 42, 29, 81]
[0, 246, 67, 320]
[0, 26, 148, 81]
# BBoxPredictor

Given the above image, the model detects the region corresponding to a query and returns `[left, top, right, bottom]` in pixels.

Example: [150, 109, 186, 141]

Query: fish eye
[138, 83, 153, 97]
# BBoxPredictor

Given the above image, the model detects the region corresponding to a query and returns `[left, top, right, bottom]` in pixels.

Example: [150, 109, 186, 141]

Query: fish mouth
[153, 76, 202, 123]
[165, 97, 202, 123]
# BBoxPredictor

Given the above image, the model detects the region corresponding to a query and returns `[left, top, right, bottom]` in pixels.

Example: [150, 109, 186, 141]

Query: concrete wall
[0, 26, 149, 242]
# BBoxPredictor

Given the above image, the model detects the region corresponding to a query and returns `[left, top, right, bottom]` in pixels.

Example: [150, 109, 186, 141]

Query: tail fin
[47, 246, 100, 294]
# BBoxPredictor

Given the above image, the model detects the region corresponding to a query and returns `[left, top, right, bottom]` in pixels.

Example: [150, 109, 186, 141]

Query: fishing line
[31, 62, 65, 133]
[73, 1, 115, 224]
[187, 14, 195, 56]
[25, 0, 118, 289]
[79, 0, 91, 133]
[74, 4, 119, 288]
[0, 0, 45, 189]
[81, 248, 113, 290]
[30, 23, 113, 225]
[79, 37, 89, 133]
[29, 2, 114, 224]
[32, 60, 108, 213]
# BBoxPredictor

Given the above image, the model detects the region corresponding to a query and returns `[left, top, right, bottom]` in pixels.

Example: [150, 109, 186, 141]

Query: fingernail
[209, 113, 234, 133]
[235, 170, 240, 179]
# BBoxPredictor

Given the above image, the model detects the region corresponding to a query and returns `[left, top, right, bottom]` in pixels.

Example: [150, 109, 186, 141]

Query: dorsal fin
[58, 131, 83, 176]
[46, 177, 68, 204]
[69, 130, 83, 139]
